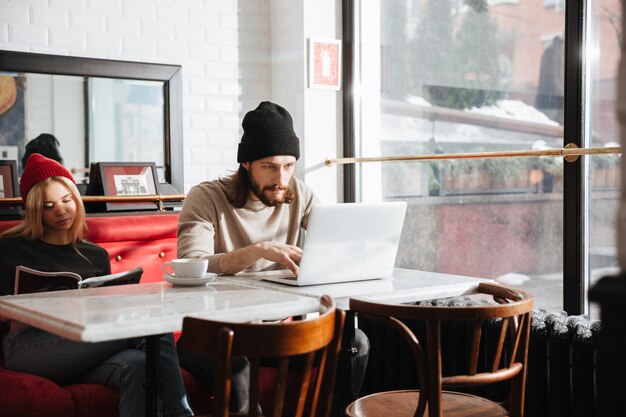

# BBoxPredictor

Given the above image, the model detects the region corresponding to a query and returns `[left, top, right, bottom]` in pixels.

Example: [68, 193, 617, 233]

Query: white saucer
[163, 273, 218, 286]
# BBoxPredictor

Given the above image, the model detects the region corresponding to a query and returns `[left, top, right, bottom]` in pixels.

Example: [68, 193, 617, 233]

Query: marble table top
[0, 269, 493, 343]
[0, 281, 320, 343]
[221, 268, 493, 309]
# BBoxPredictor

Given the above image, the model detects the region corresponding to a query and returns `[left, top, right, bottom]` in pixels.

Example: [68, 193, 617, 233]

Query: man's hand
[255, 241, 302, 275]
[217, 241, 302, 275]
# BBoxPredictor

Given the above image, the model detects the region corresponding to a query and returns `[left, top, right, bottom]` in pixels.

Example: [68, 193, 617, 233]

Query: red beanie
[20, 153, 75, 202]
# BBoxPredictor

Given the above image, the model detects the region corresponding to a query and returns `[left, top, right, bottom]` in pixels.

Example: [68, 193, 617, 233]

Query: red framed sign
[308, 38, 342, 90]
[98, 162, 159, 211]
[0, 160, 18, 198]
[0, 160, 20, 214]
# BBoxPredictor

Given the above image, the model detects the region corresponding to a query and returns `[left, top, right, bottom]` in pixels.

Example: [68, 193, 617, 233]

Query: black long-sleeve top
[0, 236, 111, 296]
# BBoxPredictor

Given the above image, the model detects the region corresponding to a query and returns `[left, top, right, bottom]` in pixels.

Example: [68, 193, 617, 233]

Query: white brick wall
[2, 3, 29, 24]
[0, 0, 272, 192]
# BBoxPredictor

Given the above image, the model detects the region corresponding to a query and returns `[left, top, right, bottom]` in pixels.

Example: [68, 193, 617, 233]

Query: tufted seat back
[0, 213, 180, 283]
[85, 214, 179, 281]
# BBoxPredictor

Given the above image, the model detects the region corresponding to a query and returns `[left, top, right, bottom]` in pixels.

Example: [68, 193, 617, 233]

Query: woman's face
[41, 180, 76, 234]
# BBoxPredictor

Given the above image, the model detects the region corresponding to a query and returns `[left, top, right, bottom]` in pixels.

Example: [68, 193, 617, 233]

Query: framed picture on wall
[97, 162, 159, 211]
[308, 38, 342, 90]
[0, 160, 20, 214]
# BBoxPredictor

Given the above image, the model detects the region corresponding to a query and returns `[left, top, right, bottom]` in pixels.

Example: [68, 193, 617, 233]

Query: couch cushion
[85, 214, 180, 282]
[85, 214, 179, 243]
[0, 362, 215, 417]
[181, 367, 212, 415]
[102, 238, 178, 282]
[65, 384, 119, 417]
[0, 214, 180, 283]
[0, 367, 75, 417]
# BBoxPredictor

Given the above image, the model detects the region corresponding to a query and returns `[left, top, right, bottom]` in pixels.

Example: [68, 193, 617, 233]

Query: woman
[0, 153, 193, 417]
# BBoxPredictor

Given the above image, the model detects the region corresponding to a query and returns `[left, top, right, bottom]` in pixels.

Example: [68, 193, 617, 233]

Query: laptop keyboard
[282, 275, 297, 281]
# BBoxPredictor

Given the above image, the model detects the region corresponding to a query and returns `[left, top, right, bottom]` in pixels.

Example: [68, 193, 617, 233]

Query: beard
[249, 180, 294, 207]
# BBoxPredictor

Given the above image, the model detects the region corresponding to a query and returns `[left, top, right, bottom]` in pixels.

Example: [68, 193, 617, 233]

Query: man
[177, 101, 313, 276]
[177, 101, 369, 412]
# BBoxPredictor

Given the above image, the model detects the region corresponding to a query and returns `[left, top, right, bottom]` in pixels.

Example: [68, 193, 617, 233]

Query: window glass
[587, 0, 622, 317]
[354, 0, 566, 310]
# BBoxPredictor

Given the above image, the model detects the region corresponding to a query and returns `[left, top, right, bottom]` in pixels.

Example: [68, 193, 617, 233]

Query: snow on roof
[405, 95, 559, 126]
[465, 99, 559, 126]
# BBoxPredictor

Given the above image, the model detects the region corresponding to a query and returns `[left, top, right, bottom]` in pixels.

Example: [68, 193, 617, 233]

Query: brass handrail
[0, 194, 185, 209]
[324, 144, 621, 166]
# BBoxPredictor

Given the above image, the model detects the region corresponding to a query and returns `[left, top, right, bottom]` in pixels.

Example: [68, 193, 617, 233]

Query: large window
[346, 0, 621, 315]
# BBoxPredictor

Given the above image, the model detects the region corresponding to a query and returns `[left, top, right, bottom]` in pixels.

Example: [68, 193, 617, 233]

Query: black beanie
[237, 101, 300, 163]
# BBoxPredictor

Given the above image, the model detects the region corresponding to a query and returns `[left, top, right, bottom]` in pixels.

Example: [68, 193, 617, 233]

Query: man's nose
[278, 167, 291, 186]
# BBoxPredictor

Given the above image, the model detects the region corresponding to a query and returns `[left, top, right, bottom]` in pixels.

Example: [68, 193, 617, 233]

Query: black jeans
[177, 346, 251, 413]
[350, 328, 370, 395]
[331, 328, 370, 416]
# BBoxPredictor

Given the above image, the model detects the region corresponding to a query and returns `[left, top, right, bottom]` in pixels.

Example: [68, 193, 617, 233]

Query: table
[0, 281, 321, 342]
[221, 268, 493, 413]
[0, 270, 491, 417]
[221, 268, 492, 309]
[0, 280, 320, 417]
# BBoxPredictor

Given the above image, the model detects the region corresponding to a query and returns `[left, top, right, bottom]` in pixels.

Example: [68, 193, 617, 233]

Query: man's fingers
[288, 248, 302, 262]
[260, 242, 303, 269]
[285, 259, 300, 276]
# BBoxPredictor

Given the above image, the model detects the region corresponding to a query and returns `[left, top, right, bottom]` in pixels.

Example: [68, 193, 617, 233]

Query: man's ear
[241, 162, 250, 171]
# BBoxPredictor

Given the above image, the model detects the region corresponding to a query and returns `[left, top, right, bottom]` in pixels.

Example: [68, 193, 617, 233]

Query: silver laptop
[261, 202, 407, 286]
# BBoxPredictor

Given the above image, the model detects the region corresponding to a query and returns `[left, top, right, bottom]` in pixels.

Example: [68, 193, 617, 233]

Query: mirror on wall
[89, 77, 165, 181]
[0, 50, 182, 193]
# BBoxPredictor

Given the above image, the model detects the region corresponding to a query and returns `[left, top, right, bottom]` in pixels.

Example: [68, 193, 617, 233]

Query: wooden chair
[346, 282, 533, 417]
[178, 295, 345, 417]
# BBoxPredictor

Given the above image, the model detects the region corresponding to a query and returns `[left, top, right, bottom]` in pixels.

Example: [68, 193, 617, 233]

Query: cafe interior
[0, 1, 624, 417]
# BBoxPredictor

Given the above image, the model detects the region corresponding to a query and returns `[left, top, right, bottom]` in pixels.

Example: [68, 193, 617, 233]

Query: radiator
[358, 298, 601, 417]
[526, 310, 601, 417]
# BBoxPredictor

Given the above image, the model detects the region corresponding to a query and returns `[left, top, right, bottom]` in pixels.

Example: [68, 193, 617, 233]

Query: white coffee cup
[161, 258, 208, 278]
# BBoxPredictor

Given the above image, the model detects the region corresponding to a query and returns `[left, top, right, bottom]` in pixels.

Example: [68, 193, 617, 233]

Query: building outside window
[348, 0, 622, 316]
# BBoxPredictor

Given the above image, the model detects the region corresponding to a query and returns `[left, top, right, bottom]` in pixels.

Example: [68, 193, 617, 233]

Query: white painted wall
[0, 0, 343, 198]
[301, 0, 343, 203]
[269, 0, 342, 203]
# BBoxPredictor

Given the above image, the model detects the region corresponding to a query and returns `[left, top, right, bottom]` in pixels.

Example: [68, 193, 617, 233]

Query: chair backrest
[350, 282, 533, 417]
[179, 295, 345, 417]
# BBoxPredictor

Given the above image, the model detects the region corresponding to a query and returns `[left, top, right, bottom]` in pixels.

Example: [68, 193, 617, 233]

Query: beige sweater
[177, 177, 317, 274]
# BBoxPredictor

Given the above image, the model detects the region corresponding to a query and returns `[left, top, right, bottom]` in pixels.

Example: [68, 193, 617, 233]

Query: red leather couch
[0, 213, 315, 417]
[0, 213, 212, 417]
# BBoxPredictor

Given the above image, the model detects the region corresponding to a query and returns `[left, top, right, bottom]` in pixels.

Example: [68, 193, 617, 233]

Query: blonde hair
[2, 177, 87, 248]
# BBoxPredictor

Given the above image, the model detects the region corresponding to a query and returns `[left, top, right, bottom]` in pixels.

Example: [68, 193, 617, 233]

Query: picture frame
[308, 38, 342, 90]
[0, 160, 20, 214]
[97, 162, 159, 212]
